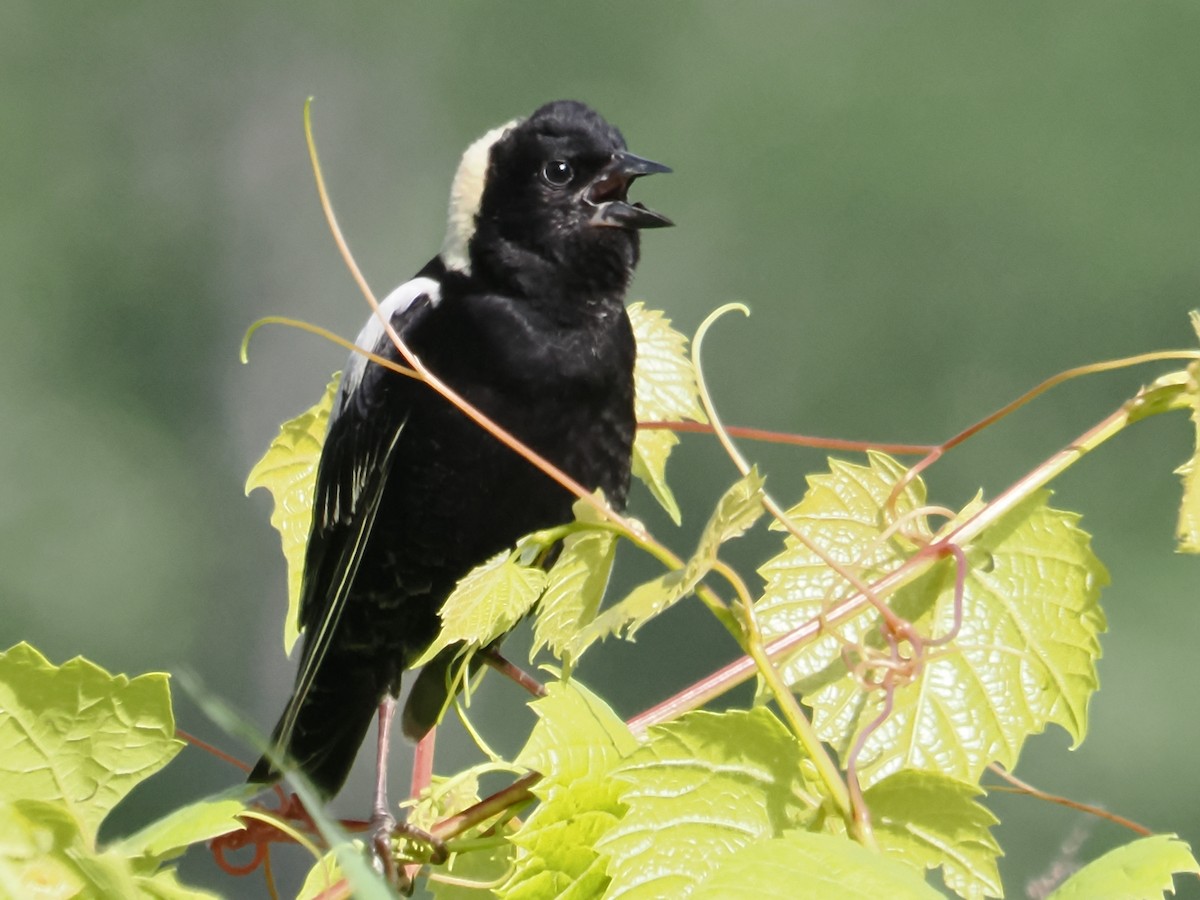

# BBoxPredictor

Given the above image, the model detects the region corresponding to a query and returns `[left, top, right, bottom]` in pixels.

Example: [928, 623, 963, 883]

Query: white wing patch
[441, 118, 521, 274]
[336, 276, 441, 416]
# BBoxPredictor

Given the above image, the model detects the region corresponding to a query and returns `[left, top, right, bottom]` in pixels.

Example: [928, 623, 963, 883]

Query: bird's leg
[480, 646, 546, 698]
[370, 697, 402, 885]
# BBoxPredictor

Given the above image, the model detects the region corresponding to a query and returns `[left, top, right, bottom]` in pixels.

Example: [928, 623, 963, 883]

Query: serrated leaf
[414, 552, 548, 667]
[692, 466, 765, 568]
[567, 570, 687, 659]
[531, 525, 618, 665]
[688, 831, 943, 900]
[569, 470, 765, 659]
[865, 770, 1001, 899]
[113, 796, 246, 864]
[502, 682, 635, 900]
[629, 302, 706, 522]
[245, 372, 339, 654]
[0, 643, 182, 840]
[756, 452, 1109, 787]
[597, 708, 814, 899]
[629, 302, 706, 425]
[516, 680, 638, 785]
[632, 428, 682, 525]
[1047, 834, 1200, 900]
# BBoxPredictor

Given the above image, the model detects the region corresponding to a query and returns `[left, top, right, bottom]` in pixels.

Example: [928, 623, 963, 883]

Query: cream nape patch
[440, 118, 521, 274]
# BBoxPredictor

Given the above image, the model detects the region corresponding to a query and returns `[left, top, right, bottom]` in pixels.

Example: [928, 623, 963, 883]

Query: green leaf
[689, 831, 943, 900]
[515, 680, 638, 786]
[628, 302, 707, 522]
[113, 796, 246, 864]
[629, 302, 706, 425]
[756, 453, 1108, 787]
[0, 643, 182, 840]
[245, 372, 339, 654]
[632, 428, 683, 525]
[597, 708, 815, 899]
[865, 770, 1001, 899]
[568, 469, 765, 659]
[501, 681, 636, 900]
[1047, 834, 1200, 900]
[567, 570, 686, 659]
[530, 521, 618, 665]
[414, 551, 548, 667]
[691, 465, 765, 568]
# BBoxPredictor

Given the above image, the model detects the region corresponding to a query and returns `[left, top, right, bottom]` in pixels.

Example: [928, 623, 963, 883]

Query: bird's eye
[540, 159, 574, 187]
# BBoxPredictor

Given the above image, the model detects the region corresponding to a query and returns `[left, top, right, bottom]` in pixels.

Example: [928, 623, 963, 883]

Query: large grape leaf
[596, 708, 814, 899]
[756, 452, 1108, 787]
[629, 302, 706, 524]
[688, 831, 942, 900]
[500, 681, 637, 900]
[1047, 834, 1200, 900]
[245, 372, 339, 654]
[865, 770, 1001, 899]
[0, 643, 182, 840]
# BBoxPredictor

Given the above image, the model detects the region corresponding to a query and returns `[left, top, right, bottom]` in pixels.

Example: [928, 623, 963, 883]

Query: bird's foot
[369, 810, 448, 893]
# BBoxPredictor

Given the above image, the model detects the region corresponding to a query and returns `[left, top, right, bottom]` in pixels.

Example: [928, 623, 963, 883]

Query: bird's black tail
[248, 659, 385, 799]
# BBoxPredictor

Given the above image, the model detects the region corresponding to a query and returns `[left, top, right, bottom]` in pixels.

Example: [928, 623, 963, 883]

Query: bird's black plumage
[250, 100, 671, 798]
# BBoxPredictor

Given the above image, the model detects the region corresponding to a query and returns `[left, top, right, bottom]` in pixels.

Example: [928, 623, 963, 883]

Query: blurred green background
[5, 2, 1199, 897]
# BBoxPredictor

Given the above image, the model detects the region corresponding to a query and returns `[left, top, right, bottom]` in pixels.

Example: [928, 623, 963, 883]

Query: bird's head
[441, 100, 671, 300]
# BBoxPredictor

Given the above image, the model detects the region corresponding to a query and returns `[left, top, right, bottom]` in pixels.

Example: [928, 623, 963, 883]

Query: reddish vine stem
[986, 765, 1152, 837]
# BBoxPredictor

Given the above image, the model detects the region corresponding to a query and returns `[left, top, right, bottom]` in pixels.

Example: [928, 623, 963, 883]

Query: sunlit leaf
[629, 302, 706, 425]
[865, 770, 1001, 899]
[632, 428, 682, 525]
[531, 521, 618, 665]
[245, 372, 339, 654]
[0, 643, 182, 839]
[1047, 834, 1199, 900]
[113, 796, 247, 864]
[629, 302, 706, 522]
[569, 470, 765, 658]
[414, 551, 548, 666]
[757, 453, 1108, 787]
[689, 831, 943, 900]
[597, 708, 814, 899]
[502, 681, 635, 900]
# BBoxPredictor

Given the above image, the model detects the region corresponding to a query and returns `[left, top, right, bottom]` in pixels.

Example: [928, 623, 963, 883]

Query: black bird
[250, 101, 671, 817]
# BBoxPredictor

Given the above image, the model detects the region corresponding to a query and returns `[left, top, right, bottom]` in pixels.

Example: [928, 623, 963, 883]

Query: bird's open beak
[585, 151, 673, 229]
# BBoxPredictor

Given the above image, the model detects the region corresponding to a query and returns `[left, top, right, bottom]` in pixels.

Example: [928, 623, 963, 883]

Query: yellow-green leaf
[597, 708, 814, 899]
[245, 372, 340, 654]
[757, 452, 1108, 788]
[413, 551, 547, 666]
[866, 770, 1002, 900]
[0, 643, 182, 840]
[1047, 834, 1200, 900]
[629, 302, 706, 522]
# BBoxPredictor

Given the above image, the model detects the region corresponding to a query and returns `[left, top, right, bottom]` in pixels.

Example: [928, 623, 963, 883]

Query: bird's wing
[272, 281, 439, 746]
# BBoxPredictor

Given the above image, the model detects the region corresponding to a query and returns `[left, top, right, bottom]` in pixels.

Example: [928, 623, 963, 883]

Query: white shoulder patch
[336, 276, 441, 415]
[441, 118, 521, 274]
